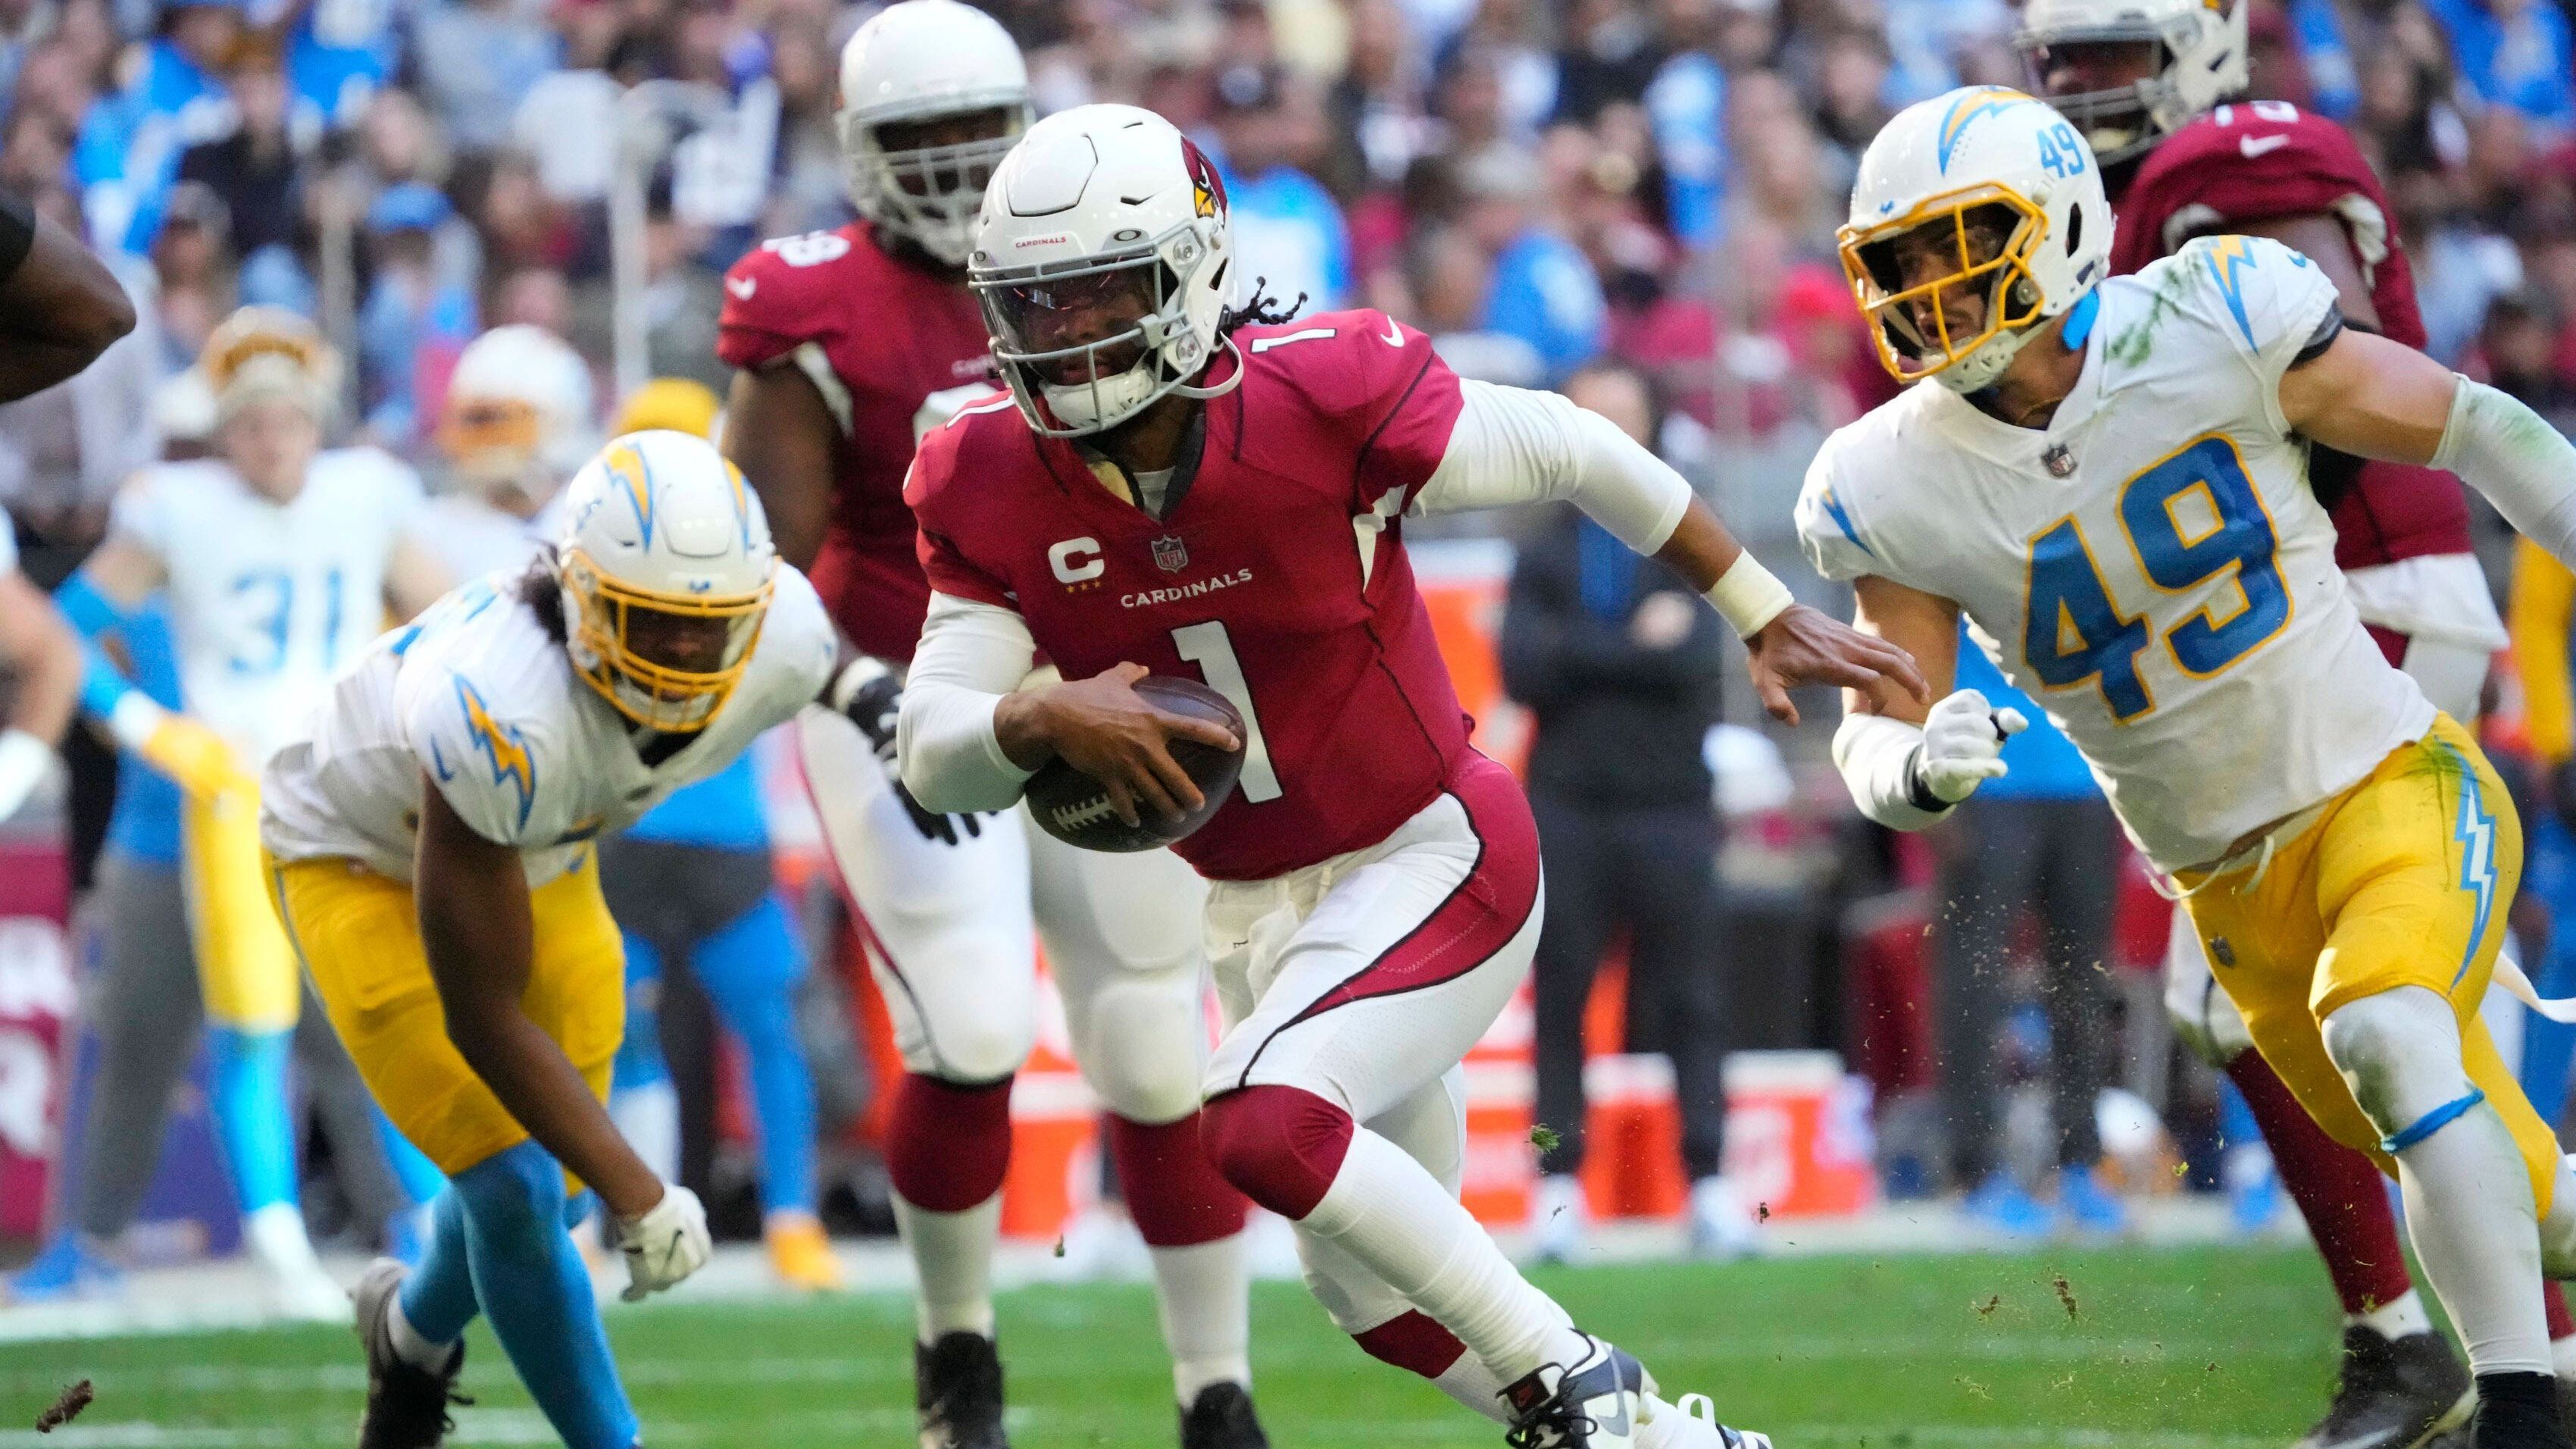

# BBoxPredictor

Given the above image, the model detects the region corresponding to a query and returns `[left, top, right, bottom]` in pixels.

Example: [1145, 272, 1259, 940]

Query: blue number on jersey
[2024, 518, 2154, 719]
[2024, 433, 2287, 719]
[228, 570, 293, 674]
[2119, 436, 2290, 675]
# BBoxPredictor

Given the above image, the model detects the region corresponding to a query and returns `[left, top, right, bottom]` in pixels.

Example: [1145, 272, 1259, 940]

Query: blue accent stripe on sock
[2381, 1088, 2487, 1154]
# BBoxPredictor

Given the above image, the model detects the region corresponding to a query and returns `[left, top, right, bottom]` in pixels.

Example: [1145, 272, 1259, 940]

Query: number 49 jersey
[1796, 236, 2434, 871]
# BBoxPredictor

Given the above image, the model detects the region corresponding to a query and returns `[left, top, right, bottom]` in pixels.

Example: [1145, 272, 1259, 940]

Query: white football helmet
[439, 324, 599, 506]
[970, 104, 1240, 437]
[2017, 0, 2248, 164]
[1840, 88, 2114, 393]
[202, 305, 340, 424]
[837, 0, 1032, 267]
[556, 430, 777, 733]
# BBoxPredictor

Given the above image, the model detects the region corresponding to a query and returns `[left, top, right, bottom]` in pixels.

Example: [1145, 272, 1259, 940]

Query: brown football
[1024, 675, 1246, 852]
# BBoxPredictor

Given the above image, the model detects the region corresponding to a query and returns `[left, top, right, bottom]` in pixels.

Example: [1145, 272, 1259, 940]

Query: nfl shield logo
[2042, 443, 2076, 478]
[1152, 536, 1189, 574]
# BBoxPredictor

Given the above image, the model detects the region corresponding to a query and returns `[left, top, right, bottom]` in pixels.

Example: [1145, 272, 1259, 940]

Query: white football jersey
[260, 562, 834, 885]
[1797, 234, 2434, 872]
[414, 491, 568, 582]
[109, 449, 427, 765]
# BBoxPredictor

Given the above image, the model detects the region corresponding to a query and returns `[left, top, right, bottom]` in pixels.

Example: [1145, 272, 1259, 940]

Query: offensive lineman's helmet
[837, 0, 1032, 268]
[556, 430, 776, 733]
[969, 104, 1240, 437]
[2016, 0, 2248, 165]
[1840, 88, 2114, 393]
[439, 324, 598, 505]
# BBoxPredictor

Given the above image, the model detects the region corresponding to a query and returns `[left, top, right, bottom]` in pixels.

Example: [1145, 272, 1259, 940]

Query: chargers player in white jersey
[418, 324, 598, 581]
[260, 430, 836, 1449]
[1805, 89, 2576, 1449]
[55, 306, 451, 1318]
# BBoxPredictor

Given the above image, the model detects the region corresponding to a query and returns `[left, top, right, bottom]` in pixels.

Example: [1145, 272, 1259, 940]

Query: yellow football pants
[267, 851, 625, 1175]
[185, 786, 299, 1033]
[2179, 713, 2560, 1213]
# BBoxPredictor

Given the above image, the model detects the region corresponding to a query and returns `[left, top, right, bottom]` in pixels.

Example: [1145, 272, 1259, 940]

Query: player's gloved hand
[829, 656, 984, 846]
[111, 698, 255, 798]
[1912, 688, 2027, 805]
[617, 1183, 711, 1301]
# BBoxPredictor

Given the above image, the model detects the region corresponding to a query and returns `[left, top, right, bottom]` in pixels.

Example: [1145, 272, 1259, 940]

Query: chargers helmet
[439, 325, 598, 505]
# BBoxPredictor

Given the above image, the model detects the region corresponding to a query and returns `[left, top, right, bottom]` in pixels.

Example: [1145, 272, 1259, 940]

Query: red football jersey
[908, 309, 1475, 882]
[2112, 100, 2471, 568]
[717, 222, 996, 662]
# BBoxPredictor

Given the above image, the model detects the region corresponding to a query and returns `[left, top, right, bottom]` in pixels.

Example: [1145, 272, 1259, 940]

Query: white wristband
[105, 693, 167, 751]
[0, 728, 52, 821]
[1704, 552, 1796, 639]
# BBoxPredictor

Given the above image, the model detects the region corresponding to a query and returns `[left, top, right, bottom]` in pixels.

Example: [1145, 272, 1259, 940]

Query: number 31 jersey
[1795, 235, 2432, 871]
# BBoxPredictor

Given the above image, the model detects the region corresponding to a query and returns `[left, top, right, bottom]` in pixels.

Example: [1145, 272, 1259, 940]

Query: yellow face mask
[560, 544, 773, 734]
[1838, 183, 2052, 385]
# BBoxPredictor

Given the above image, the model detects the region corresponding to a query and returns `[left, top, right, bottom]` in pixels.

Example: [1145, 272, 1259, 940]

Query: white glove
[1913, 688, 2027, 804]
[0, 728, 52, 821]
[617, 1184, 711, 1301]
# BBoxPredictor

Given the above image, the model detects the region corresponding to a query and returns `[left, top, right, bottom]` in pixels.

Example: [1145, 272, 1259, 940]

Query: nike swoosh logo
[1380, 318, 1403, 346]
[2240, 133, 2292, 158]
[726, 275, 757, 300]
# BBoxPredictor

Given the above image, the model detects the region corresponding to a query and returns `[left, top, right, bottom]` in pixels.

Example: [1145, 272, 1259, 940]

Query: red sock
[2227, 1050, 2415, 1317]
[886, 1073, 1014, 1212]
[2549, 1283, 2574, 1344]
[1108, 1113, 1249, 1248]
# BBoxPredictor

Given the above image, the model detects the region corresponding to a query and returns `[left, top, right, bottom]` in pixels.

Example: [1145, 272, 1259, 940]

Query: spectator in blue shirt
[1206, 62, 1351, 313]
[2424, 0, 2575, 137]
[356, 182, 476, 446]
[1930, 632, 2129, 1238]
[410, 0, 561, 155]
[73, 0, 240, 254]
[1458, 147, 1604, 380]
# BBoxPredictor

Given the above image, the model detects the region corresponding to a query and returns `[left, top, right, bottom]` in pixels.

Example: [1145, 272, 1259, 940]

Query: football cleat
[1502, 1334, 1652, 1448]
[917, 1330, 1009, 1449]
[353, 1259, 470, 1449]
[764, 1211, 846, 1292]
[6, 1233, 121, 1303]
[1645, 1394, 1774, 1449]
[1177, 1382, 1269, 1449]
[2294, 1326, 2473, 1449]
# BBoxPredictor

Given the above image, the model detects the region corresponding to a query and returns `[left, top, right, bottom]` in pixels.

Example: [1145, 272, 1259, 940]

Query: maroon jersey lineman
[717, 221, 995, 663]
[2111, 100, 2471, 570]
[907, 309, 1477, 882]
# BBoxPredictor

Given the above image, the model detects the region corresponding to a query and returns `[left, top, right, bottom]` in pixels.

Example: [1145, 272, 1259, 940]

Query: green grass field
[0, 1245, 2347, 1447]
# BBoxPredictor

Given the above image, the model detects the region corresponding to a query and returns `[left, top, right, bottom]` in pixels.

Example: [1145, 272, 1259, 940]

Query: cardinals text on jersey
[260, 565, 834, 884]
[717, 221, 996, 662]
[907, 309, 1475, 881]
[1797, 235, 2433, 869]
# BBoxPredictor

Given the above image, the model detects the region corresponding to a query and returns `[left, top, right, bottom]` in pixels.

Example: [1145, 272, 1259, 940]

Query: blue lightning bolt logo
[605, 440, 655, 547]
[2200, 236, 2262, 348]
[455, 676, 539, 832]
[2446, 741, 2496, 989]
[1815, 486, 1874, 558]
[1937, 87, 2034, 174]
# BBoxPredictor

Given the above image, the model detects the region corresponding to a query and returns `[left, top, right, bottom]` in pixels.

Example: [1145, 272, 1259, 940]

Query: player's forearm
[0, 206, 133, 404]
[0, 575, 78, 744]
[723, 365, 838, 571]
[452, 1004, 662, 1215]
[2434, 378, 2576, 570]
[896, 592, 1039, 812]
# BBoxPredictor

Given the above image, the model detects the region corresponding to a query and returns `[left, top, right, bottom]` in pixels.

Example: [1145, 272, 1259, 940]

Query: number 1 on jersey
[1170, 621, 1282, 803]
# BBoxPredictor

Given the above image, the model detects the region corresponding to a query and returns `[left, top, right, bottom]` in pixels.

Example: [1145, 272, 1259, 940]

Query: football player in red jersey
[716, 8, 1266, 1448]
[2023, 2, 2575, 1444]
[903, 103, 1924, 1449]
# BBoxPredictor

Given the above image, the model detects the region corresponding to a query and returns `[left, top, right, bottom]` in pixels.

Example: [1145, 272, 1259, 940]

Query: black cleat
[352, 1259, 470, 1449]
[1178, 1382, 1269, 1449]
[2468, 1372, 2574, 1449]
[916, 1330, 1008, 1449]
[1502, 1334, 1649, 1448]
[2296, 1327, 2474, 1449]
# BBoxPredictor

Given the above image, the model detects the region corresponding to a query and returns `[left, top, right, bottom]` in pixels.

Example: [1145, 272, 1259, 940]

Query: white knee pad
[2321, 987, 2478, 1147]
[2162, 908, 2252, 1068]
[1066, 970, 1208, 1124]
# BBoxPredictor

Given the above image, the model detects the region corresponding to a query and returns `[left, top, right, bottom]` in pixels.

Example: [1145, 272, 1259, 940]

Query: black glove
[830, 658, 984, 846]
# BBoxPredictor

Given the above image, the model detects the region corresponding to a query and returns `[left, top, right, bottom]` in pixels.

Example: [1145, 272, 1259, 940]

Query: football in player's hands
[1026, 675, 1244, 852]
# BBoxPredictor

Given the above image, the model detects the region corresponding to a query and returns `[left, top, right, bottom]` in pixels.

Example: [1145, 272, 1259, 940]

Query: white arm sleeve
[1408, 378, 1696, 553]
[1832, 711, 1953, 831]
[896, 590, 1042, 813]
[2432, 377, 2576, 566]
